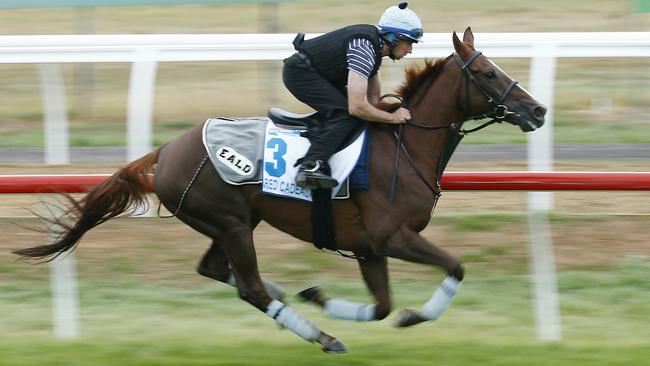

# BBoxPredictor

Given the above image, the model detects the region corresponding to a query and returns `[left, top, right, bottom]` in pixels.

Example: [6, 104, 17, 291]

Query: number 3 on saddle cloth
[201, 109, 370, 201]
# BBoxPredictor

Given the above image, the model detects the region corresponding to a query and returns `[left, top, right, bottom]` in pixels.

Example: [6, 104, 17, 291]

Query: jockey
[283, 2, 423, 190]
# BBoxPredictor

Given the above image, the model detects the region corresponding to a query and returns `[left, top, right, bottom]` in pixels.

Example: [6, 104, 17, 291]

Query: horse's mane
[396, 58, 446, 100]
[379, 58, 447, 111]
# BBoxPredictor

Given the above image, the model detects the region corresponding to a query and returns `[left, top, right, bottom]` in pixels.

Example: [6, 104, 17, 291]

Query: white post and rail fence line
[1, 33, 649, 341]
[1, 32, 650, 164]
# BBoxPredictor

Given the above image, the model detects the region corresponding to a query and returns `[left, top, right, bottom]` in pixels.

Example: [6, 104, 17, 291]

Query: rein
[385, 50, 519, 201]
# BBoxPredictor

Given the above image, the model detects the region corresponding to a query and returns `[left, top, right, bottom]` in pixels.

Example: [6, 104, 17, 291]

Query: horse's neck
[410, 60, 464, 130]
[403, 65, 464, 177]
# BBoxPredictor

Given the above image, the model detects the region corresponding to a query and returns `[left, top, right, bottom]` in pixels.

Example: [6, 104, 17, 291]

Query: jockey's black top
[294, 24, 384, 90]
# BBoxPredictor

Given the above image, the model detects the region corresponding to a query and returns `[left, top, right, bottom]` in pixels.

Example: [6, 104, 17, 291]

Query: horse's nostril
[533, 105, 547, 119]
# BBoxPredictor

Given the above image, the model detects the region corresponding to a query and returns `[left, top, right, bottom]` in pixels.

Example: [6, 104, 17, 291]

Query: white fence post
[40, 66, 79, 338]
[127, 58, 157, 162]
[527, 51, 562, 341]
[49, 253, 80, 338]
[127, 57, 158, 217]
[528, 51, 556, 211]
[39, 63, 70, 165]
[46, 198, 80, 339]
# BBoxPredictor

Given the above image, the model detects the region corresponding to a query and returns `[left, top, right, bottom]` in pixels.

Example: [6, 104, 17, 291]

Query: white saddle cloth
[262, 121, 366, 202]
[201, 117, 366, 202]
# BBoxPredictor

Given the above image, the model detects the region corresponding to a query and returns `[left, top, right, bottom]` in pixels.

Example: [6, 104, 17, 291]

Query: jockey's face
[392, 39, 414, 60]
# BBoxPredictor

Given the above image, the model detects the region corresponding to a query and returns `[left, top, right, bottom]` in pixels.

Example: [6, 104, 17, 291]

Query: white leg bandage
[323, 299, 376, 321]
[421, 276, 462, 321]
[266, 300, 320, 342]
[227, 274, 285, 301]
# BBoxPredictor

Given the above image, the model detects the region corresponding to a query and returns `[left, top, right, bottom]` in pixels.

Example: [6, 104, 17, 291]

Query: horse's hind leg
[219, 224, 347, 353]
[197, 239, 230, 282]
[298, 253, 391, 322]
[177, 209, 345, 351]
[197, 239, 285, 301]
[177, 212, 285, 301]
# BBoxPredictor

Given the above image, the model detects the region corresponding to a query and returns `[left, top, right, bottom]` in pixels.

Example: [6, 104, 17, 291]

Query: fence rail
[2, 33, 650, 63]
[2, 172, 650, 194]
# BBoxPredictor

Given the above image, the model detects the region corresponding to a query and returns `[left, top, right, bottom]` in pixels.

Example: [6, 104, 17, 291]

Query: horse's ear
[452, 30, 469, 57]
[463, 26, 474, 46]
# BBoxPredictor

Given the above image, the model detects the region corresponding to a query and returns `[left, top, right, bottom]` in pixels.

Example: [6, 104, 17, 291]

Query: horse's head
[452, 27, 546, 132]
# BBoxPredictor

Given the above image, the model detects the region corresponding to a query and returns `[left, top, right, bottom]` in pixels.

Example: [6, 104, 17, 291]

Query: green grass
[1, 214, 649, 364]
[436, 212, 523, 231]
[0, 338, 648, 366]
[1, 260, 649, 365]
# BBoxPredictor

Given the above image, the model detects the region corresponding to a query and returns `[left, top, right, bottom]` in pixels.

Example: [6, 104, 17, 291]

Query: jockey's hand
[391, 108, 411, 124]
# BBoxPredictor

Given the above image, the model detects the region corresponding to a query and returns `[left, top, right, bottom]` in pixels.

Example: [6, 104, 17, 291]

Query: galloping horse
[15, 28, 545, 353]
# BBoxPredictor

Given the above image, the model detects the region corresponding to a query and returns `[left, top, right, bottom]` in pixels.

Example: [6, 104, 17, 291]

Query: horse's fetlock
[449, 264, 465, 281]
[374, 303, 392, 320]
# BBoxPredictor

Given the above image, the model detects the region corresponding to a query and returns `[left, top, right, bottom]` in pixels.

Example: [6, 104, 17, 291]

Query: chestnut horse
[15, 28, 545, 353]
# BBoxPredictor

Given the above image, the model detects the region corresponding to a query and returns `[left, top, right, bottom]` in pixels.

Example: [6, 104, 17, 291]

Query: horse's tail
[13, 148, 162, 261]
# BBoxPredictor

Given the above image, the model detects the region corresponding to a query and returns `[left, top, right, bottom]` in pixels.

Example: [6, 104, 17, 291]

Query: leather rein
[387, 50, 519, 201]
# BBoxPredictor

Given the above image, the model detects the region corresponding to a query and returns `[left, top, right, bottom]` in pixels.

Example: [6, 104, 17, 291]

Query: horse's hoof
[321, 337, 348, 354]
[394, 308, 427, 328]
[297, 286, 322, 303]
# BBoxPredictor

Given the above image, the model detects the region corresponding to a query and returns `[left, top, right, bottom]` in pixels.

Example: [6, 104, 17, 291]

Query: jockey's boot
[295, 160, 338, 190]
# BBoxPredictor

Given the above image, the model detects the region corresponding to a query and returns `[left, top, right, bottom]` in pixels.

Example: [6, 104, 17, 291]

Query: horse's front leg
[379, 223, 465, 327]
[298, 253, 391, 321]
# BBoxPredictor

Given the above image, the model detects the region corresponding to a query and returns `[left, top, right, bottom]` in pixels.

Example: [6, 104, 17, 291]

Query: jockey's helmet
[378, 2, 423, 43]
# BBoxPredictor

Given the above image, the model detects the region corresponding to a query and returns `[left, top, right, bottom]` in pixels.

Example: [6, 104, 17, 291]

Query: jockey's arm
[366, 72, 381, 106]
[347, 71, 409, 124]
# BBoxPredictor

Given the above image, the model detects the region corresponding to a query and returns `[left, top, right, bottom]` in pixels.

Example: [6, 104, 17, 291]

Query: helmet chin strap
[382, 35, 399, 61]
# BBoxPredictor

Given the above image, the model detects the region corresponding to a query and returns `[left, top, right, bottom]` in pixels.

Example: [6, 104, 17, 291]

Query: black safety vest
[294, 24, 384, 90]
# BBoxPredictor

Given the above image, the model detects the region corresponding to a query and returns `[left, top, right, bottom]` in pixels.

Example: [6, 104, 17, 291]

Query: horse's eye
[485, 71, 497, 80]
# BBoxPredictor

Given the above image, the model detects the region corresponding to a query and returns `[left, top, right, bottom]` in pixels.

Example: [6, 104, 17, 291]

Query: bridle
[404, 50, 520, 131]
[388, 50, 520, 201]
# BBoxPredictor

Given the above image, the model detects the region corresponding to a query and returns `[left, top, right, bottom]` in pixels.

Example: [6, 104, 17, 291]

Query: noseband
[388, 51, 520, 201]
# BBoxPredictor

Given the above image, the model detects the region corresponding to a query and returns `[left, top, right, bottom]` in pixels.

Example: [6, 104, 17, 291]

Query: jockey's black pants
[282, 53, 365, 165]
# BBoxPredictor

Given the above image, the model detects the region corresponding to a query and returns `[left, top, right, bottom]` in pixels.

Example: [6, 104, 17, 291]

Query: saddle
[267, 108, 366, 152]
[267, 107, 319, 128]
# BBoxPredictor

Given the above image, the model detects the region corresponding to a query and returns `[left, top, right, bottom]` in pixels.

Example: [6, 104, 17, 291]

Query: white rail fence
[1, 32, 649, 341]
